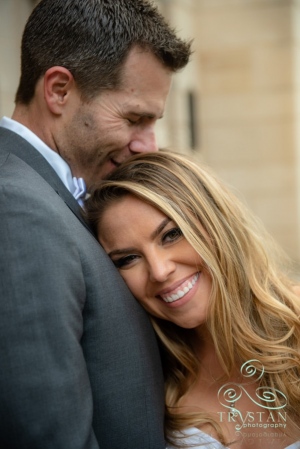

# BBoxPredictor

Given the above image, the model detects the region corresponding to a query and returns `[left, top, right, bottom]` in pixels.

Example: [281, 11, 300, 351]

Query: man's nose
[129, 127, 158, 154]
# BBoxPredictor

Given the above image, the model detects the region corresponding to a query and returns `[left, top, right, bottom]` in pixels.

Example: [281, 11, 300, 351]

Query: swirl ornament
[240, 359, 264, 382]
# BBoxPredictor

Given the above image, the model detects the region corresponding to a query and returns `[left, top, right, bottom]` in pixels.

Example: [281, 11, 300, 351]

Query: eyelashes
[112, 254, 138, 269]
[162, 227, 183, 243]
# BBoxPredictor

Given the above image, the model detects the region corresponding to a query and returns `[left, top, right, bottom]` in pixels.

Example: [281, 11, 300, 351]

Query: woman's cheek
[122, 271, 140, 296]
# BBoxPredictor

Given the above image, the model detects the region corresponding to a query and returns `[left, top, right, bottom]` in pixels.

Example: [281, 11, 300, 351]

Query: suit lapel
[0, 127, 94, 236]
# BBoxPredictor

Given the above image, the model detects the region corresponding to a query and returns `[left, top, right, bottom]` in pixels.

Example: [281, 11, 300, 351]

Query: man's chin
[100, 161, 119, 180]
[95, 157, 127, 181]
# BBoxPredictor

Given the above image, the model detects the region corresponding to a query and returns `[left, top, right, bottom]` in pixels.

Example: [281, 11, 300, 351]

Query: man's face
[59, 47, 173, 187]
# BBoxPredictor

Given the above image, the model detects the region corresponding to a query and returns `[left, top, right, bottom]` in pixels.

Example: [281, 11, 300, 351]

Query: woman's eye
[162, 227, 183, 243]
[112, 254, 138, 269]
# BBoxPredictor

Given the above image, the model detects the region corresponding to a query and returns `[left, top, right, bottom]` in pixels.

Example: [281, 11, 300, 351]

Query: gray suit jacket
[0, 127, 165, 449]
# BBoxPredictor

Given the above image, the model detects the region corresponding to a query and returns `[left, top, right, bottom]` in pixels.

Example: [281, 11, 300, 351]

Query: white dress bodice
[166, 427, 300, 449]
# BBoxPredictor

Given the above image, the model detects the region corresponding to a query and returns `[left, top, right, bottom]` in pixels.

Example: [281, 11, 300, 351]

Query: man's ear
[44, 67, 74, 114]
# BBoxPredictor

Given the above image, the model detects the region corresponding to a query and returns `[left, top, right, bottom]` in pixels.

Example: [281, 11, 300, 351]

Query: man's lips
[110, 158, 121, 167]
[156, 272, 200, 304]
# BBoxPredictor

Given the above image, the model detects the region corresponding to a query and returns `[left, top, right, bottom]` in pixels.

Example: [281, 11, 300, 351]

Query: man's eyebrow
[127, 111, 163, 119]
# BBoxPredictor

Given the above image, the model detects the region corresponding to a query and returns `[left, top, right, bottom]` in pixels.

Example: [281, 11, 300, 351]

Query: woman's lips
[158, 272, 200, 304]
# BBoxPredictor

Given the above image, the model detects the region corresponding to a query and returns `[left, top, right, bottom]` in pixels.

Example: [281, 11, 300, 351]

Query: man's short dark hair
[15, 0, 192, 104]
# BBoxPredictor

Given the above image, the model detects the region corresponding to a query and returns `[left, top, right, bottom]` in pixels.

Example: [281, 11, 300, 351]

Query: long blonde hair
[86, 150, 300, 443]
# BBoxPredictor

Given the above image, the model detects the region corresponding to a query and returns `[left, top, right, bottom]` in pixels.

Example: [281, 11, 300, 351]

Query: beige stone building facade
[0, 0, 299, 273]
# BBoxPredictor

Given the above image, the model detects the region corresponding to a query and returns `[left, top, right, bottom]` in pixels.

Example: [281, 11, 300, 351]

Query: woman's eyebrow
[107, 247, 136, 258]
[150, 217, 171, 240]
[107, 218, 172, 257]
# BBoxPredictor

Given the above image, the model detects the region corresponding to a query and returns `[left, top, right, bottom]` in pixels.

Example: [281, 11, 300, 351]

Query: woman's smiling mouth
[159, 273, 200, 303]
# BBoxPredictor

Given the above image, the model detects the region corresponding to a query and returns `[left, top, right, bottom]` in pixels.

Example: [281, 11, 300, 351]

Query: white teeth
[161, 273, 199, 303]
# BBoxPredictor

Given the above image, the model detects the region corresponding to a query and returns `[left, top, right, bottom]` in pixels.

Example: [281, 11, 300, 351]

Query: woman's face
[98, 195, 212, 329]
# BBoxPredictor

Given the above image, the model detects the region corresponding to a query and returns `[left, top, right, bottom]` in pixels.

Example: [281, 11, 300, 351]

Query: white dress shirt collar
[0, 116, 85, 201]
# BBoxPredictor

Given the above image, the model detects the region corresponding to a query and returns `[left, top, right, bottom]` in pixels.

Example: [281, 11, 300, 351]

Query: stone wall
[0, 0, 34, 116]
[157, 0, 300, 273]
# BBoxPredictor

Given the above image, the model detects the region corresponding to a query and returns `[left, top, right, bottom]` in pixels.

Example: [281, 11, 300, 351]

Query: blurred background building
[0, 0, 299, 274]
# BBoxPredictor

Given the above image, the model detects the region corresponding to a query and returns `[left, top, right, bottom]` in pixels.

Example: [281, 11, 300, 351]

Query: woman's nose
[148, 252, 176, 283]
